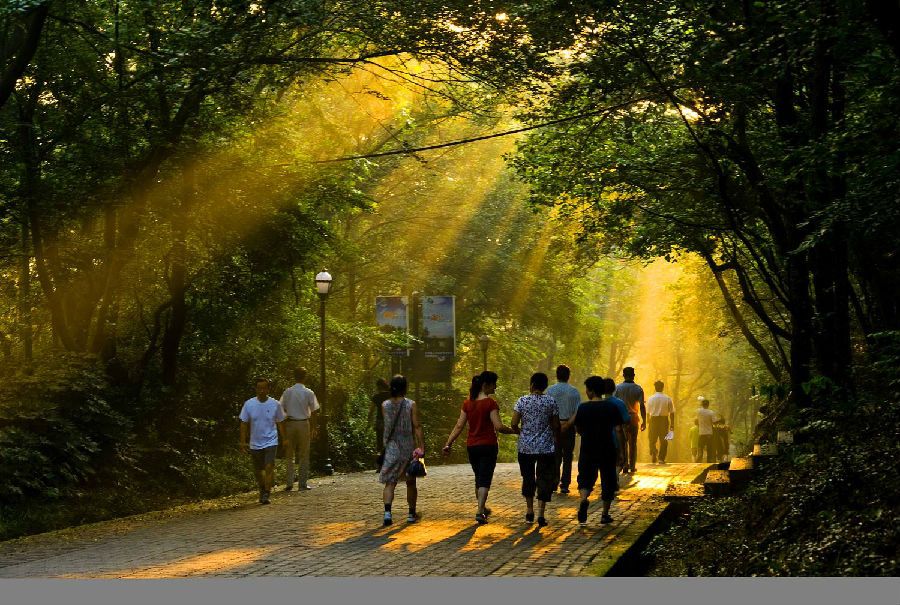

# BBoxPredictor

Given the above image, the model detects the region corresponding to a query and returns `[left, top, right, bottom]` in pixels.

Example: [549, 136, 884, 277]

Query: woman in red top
[442, 370, 515, 523]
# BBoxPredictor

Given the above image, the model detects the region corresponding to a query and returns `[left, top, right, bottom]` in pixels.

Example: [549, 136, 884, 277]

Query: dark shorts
[467, 444, 499, 489]
[250, 445, 277, 471]
[577, 454, 618, 502]
[518, 452, 557, 502]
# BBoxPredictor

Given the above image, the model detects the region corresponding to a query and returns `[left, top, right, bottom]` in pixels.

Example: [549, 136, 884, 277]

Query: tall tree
[510, 0, 900, 405]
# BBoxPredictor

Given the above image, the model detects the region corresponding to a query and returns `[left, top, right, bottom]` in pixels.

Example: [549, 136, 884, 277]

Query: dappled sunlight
[433, 500, 485, 515]
[9, 462, 711, 578]
[25, 58, 449, 351]
[625, 466, 679, 491]
[398, 137, 513, 279]
[307, 521, 370, 546]
[531, 523, 579, 551]
[505, 219, 557, 319]
[378, 520, 471, 552]
[71, 547, 275, 578]
[5, 0, 891, 581]
[627, 259, 688, 376]
[554, 502, 581, 520]
[459, 523, 516, 551]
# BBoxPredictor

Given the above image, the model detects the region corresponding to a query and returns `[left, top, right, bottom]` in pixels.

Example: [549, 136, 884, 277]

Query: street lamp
[479, 334, 491, 372]
[315, 270, 333, 476]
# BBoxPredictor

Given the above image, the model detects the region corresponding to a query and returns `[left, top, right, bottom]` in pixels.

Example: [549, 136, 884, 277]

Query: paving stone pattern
[0, 462, 705, 578]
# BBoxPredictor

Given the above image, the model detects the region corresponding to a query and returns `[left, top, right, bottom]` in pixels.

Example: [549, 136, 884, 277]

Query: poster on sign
[375, 296, 409, 356]
[421, 295, 455, 360]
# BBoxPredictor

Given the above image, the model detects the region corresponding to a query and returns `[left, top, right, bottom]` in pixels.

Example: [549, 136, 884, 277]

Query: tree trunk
[0, 2, 49, 110]
[786, 251, 813, 407]
[811, 234, 852, 391]
[18, 220, 32, 362]
[606, 340, 618, 378]
[90, 205, 118, 358]
[18, 105, 76, 350]
[161, 165, 192, 387]
[808, 2, 852, 394]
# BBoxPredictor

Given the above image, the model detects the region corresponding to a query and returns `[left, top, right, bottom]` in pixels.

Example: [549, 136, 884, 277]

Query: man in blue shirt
[240, 378, 285, 504]
[545, 364, 582, 494]
[603, 383, 629, 488]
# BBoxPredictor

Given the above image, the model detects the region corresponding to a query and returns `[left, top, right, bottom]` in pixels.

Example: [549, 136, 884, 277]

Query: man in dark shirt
[564, 376, 630, 525]
[713, 419, 731, 462]
[614, 367, 646, 474]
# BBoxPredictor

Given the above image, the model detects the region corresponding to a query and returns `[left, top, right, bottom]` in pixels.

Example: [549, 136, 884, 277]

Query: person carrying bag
[378, 375, 425, 526]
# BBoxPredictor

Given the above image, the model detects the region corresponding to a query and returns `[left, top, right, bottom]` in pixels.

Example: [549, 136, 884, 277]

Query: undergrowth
[644, 338, 900, 576]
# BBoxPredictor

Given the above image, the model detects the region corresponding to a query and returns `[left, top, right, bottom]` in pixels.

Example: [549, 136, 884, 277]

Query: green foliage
[0, 450, 257, 541]
[868, 332, 900, 395]
[511, 0, 900, 401]
[0, 353, 131, 502]
[646, 389, 900, 576]
[0, 2, 897, 567]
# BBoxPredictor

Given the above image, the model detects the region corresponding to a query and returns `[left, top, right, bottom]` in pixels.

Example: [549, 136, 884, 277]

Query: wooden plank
[704, 469, 731, 496]
[728, 457, 754, 471]
[727, 457, 754, 489]
[663, 482, 705, 501]
[705, 469, 730, 483]
[752, 443, 778, 456]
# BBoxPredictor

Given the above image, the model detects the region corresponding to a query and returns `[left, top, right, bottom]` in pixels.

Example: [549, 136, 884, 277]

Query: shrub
[0, 353, 132, 503]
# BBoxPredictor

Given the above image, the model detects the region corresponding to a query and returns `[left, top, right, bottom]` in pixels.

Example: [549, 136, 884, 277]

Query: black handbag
[407, 458, 427, 477]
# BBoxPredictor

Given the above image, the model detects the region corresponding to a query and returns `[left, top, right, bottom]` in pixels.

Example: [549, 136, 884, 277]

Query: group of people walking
[378, 364, 673, 528]
[238, 363, 727, 529]
[689, 397, 730, 463]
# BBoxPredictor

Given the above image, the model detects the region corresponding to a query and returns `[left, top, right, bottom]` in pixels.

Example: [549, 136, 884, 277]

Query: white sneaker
[407, 512, 418, 523]
[383, 512, 392, 526]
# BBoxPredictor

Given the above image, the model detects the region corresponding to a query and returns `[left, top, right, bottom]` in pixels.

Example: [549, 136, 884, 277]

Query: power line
[311, 100, 640, 163]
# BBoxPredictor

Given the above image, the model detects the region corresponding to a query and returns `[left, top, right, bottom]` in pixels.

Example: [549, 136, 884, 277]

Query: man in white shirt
[239, 378, 285, 504]
[696, 397, 720, 463]
[279, 367, 320, 491]
[646, 381, 675, 464]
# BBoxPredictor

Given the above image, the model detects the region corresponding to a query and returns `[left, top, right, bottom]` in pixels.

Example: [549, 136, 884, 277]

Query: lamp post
[479, 334, 491, 372]
[315, 270, 334, 476]
[410, 291, 421, 401]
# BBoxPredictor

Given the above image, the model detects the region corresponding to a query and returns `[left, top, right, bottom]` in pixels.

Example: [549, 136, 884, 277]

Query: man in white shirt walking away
[239, 378, 286, 504]
[696, 397, 720, 463]
[545, 364, 582, 494]
[279, 367, 320, 491]
[646, 380, 675, 464]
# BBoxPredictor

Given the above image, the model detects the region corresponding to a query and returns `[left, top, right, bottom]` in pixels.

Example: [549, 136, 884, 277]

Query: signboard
[421, 295, 455, 360]
[375, 296, 409, 357]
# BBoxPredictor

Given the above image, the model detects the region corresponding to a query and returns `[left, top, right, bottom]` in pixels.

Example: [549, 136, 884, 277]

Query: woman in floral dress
[379, 375, 425, 526]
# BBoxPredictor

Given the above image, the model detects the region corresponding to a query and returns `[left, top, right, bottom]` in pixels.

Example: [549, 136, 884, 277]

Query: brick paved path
[0, 462, 705, 578]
